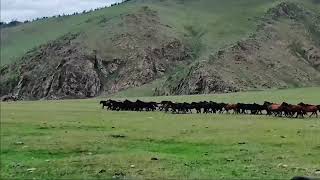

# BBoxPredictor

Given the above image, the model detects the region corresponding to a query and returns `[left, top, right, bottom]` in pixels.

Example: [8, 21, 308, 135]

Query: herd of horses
[100, 99, 320, 118]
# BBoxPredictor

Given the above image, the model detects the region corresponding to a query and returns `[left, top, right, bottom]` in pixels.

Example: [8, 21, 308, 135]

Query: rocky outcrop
[0, 7, 191, 100]
[5, 34, 102, 100]
[0, 34, 189, 100]
[106, 39, 190, 94]
[155, 63, 238, 96]
[16, 60, 101, 100]
[266, 2, 309, 20]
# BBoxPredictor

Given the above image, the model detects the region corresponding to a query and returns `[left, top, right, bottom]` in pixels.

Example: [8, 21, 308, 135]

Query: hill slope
[1, 0, 320, 100]
[156, 2, 320, 95]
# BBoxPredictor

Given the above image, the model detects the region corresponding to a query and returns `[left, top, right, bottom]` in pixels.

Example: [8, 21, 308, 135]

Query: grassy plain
[1, 87, 320, 179]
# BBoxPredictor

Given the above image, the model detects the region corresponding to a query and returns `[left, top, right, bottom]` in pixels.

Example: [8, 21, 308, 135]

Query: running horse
[280, 102, 305, 118]
[224, 104, 239, 114]
[263, 101, 283, 116]
[298, 103, 318, 118]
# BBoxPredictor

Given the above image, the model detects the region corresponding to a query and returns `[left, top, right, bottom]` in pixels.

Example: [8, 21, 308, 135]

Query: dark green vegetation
[1, 0, 320, 100]
[1, 87, 320, 179]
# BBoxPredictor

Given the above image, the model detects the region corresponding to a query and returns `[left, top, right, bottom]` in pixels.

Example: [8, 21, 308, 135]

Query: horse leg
[309, 112, 314, 118]
[287, 112, 292, 118]
[297, 112, 303, 118]
[286, 112, 290, 118]
[310, 111, 317, 118]
[276, 111, 281, 117]
[266, 110, 271, 116]
[278, 111, 282, 117]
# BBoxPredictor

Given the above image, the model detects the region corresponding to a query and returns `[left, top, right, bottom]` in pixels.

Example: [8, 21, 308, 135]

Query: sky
[1, 0, 122, 22]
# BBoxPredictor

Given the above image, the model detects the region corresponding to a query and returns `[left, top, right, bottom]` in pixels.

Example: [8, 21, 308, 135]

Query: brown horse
[298, 103, 318, 118]
[264, 101, 282, 116]
[224, 104, 238, 114]
[280, 102, 304, 118]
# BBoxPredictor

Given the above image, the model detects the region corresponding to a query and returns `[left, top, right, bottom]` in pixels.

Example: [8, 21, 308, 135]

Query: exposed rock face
[9, 34, 101, 100]
[155, 63, 238, 96]
[0, 7, 191, 100]
[21, 59, 101, 100]
[266, 2, 308, 20]
[87, 6, 191, 95]
[105, 39, 189, 94]
[0, 34, 189, 100]
[175, 68, 237, 94]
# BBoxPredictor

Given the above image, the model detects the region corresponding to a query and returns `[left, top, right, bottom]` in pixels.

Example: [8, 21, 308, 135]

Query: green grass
[113, 86, 320, 104]
[1, 87, 320, 179]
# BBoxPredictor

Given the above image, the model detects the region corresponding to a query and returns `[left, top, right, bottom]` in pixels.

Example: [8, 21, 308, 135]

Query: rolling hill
[1, 0, 320, 100]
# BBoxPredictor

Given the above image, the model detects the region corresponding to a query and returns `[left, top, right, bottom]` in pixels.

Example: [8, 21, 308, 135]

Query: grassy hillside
[156, 1, 320, 95]
[0, 3, 136, 65]
[2, 0, 319, 66]
[1, 87, 320, 179]
[3, 0, 316, 65]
